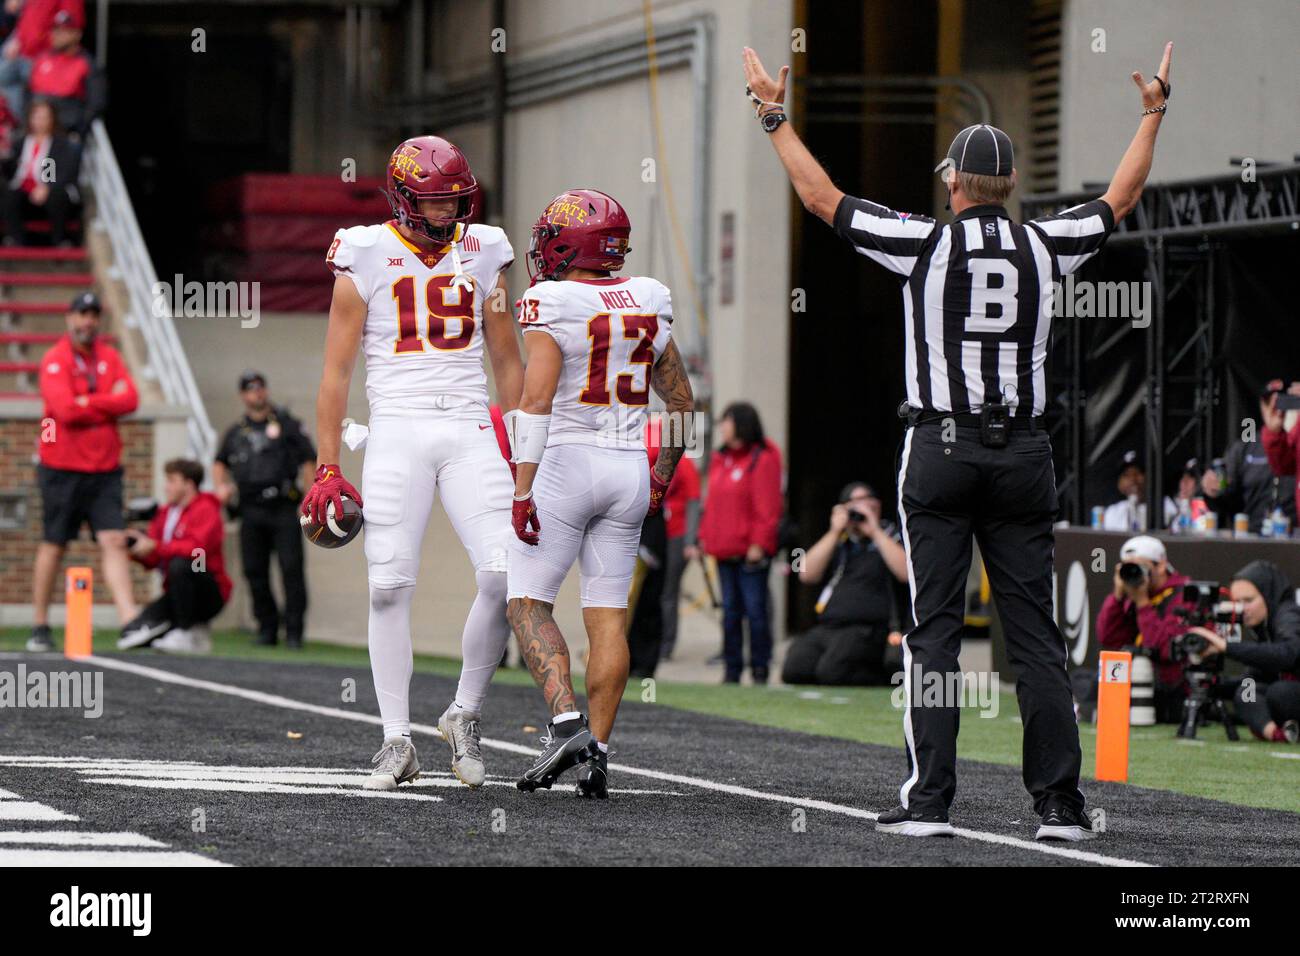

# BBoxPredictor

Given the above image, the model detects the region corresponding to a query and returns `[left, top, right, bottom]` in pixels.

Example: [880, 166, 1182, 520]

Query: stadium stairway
[0, 247, 98, 399]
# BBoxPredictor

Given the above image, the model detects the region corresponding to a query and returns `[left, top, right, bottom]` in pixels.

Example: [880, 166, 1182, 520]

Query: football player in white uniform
[506, 189, 695, 797]
[303, 136, 522, 790]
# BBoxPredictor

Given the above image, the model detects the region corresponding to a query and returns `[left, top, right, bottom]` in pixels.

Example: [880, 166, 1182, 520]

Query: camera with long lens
[846, 509, 866, 523]
[1170, 581, 1244, 665]
[1118, 560, 1149, 587]
[1169, 581, 1246, 741]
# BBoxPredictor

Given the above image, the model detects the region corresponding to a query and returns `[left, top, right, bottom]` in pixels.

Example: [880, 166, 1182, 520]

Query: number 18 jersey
[517, 276, 673, 450]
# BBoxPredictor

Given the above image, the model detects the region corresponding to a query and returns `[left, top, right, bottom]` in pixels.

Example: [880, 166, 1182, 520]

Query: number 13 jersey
[517, 275, 673, 451]
[326, 221, 514, 413]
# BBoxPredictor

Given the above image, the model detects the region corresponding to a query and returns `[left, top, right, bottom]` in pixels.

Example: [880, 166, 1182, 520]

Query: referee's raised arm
[1101, 41, 1174, 222]
[741, 47, 842, 224]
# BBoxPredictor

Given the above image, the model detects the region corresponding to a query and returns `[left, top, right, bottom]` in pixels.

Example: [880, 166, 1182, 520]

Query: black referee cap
[936, 124, 1014, 178]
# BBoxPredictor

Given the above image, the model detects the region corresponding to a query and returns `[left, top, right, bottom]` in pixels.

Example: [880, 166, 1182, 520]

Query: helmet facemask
[387, 184, 476, 246]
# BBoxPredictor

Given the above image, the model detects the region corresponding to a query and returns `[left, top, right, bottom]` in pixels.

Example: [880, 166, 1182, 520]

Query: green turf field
[5, 627, 1298, 814]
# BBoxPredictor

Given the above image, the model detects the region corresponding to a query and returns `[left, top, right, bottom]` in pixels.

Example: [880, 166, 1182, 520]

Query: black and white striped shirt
[833, 196, 1115, 417]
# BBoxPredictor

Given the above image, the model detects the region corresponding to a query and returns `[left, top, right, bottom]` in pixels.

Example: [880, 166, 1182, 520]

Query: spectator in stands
[652, 416, 700, 663]
[212, 370, 314, 648]
[28, 290, 138, 652]
[1203, 384, 1298, 533]
[1189, 560, 1300, 742]
[1167, 458, 1209, 530]
[0, 0, 83, 121]
[1095, 535, 1192, 722]
[3, 98, 80, 246]
[782, 481, 907, 687]
[697, 401, 783, 684]
[117, 459, 232, 654]
[1099, 449, 1177, 530]
[28, 9, 102, 137]
[1261, 380, 1300, 533]
[0, 91, 18, 160]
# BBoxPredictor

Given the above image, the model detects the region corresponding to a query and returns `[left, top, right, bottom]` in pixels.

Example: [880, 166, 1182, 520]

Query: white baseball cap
[1120, 535, 1167, 564]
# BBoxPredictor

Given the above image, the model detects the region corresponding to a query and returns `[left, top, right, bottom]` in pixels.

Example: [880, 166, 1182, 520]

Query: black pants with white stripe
[896, 422, 1083, 816]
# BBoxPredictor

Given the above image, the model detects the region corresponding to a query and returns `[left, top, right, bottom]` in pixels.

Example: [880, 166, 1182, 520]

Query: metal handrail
[81, 118, 216, 461]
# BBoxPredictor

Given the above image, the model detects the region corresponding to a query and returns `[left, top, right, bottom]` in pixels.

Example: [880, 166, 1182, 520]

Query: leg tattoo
[508, 597, 577, 715]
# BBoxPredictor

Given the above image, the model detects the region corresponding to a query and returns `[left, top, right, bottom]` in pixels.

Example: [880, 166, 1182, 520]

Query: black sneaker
[517, 715, 596, 792]
[286, 634, 304, 650]
[575, 748, 609, 799]
[254, 631, 278, 647]
[751, 667, 770, 685]
[25, 624, 54, 652]
[117, 613, 172, 650]
[875, 804, 955, 837]
[1035, 801, 1096, 842]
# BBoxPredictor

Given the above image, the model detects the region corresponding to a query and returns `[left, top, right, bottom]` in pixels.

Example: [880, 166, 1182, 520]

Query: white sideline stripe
[0, 848, 227, 867]
[0, 759, 687, 796]
[0, 830, 166, 847]
[84, 777, 443, 801]
[0, 788, 19, 799]
[0, 801, 78, 822]
[85, 655, 1152, 868]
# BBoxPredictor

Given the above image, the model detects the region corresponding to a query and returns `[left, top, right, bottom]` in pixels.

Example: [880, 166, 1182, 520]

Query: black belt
[904, 409, 1044, 432]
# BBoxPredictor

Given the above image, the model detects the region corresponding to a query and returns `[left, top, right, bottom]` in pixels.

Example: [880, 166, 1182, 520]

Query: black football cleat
[574, 748, 609, 799]
[517, 715, 596, 792]
[875, 804, 955, 837]
[1035, 800, 1097, 841]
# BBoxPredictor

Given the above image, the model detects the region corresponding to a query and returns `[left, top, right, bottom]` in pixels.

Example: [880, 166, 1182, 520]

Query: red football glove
[302, 464, 363, 526]
[513, 493, 540, 545]
[647, 467, 671, 517]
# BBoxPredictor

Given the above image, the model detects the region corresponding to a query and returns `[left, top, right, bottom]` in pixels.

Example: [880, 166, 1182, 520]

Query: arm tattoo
[650, 339, 695, 482]
[507, 597, 577, 716]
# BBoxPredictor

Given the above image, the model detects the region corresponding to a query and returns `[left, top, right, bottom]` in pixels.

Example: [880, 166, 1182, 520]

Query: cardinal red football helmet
[384, 135, 478, 245]
[527, 189, 631, 283]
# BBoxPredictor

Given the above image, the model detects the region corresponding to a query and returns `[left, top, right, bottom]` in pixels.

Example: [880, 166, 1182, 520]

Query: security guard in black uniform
[213, 370, 316, 648]
[744, 41, 1173, 840]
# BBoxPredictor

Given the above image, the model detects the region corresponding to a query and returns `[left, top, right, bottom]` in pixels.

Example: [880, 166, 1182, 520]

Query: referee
[744, 42, 1173, 840]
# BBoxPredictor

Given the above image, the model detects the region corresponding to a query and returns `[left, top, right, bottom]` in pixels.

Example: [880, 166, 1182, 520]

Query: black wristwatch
[760, 110, 787, 134]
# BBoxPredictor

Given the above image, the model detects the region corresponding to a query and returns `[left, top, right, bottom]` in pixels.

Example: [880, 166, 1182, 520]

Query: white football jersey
[326, 221, 514, 412]
[517, 275, 672, 450]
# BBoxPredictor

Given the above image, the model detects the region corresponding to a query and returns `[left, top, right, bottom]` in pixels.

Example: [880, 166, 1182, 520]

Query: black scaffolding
[1022, 163, 1300, 527]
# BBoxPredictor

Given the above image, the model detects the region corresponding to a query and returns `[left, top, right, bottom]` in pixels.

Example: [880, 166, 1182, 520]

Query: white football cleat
[152, 626, 212, 654]
[438, 702, 486, 788]
[364, 738, 419, 791]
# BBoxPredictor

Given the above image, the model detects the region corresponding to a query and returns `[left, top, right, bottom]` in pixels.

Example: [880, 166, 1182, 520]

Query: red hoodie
[698, 439, 783, 560]
[38, 335, 139, 473]
[135, 492, 232, 602]
[1262, 422, 1300, 525]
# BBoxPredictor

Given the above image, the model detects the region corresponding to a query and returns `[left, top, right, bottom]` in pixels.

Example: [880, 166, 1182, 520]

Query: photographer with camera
[782, 482, 908, 686]
[116, 459, 232, 653]
[1184, 561, 1300, 743]
[1095, 535, 1192, 721]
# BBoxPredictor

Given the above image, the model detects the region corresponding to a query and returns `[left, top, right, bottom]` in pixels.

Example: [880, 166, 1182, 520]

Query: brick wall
[0, 417, 155, 606]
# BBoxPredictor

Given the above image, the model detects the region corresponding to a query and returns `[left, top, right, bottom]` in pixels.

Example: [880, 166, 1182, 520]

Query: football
[300, 494, 364, 549]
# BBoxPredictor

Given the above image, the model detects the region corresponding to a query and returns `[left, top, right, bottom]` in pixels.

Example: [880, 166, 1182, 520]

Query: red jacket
[1096, 572, 1191, 688]
[38, 335, 138, 473]
[14, 0, 82, 58]
[698, 439, 783, 560]
[29, 47, 90, 100]
[137, 492, 232, 602]
[642, 421, 702, 540]
[1262, 422, 1300, 523]
[663, 455, 700, 540]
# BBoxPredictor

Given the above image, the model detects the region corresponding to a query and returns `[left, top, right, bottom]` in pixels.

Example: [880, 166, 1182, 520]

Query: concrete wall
[1059, 0, 1300, 191]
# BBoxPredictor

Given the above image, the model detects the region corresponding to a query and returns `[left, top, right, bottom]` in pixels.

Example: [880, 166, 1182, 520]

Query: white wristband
[510, 410, 550, 464]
